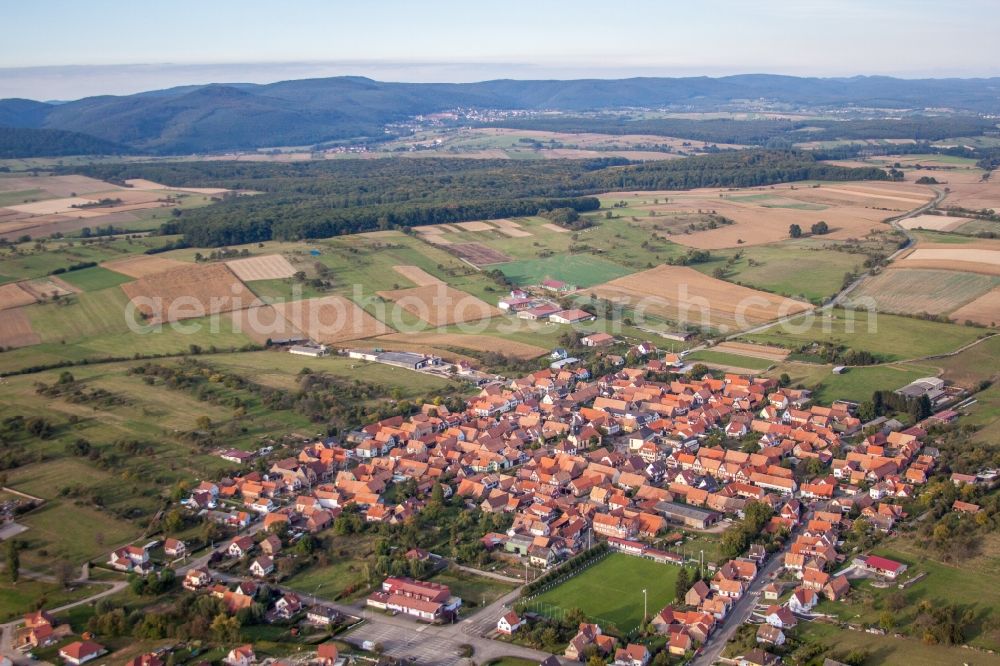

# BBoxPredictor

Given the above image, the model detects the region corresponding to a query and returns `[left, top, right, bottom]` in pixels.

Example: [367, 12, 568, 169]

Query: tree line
[73, 151, 888, 247]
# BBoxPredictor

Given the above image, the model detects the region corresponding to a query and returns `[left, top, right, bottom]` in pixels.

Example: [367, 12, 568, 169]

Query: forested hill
[77, 150, 888, 246]
[0, 127, 132, 158]
[2, 74, 999, 153]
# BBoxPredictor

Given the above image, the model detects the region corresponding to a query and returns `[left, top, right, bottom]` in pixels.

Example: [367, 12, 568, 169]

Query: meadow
[745, 308, 984, 361]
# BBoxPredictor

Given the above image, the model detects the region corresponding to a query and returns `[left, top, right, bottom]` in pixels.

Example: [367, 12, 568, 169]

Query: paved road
[211, 568, 560, 666]
[691, 511, 809, 666]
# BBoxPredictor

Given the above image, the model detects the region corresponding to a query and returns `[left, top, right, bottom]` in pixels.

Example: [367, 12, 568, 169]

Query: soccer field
[527, 553, 686, 632]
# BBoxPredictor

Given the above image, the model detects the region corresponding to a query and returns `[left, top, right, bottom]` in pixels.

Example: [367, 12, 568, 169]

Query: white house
[250, 556, 274, 578]
[224, 645, 256, 666]
[497, 611, 524, 635]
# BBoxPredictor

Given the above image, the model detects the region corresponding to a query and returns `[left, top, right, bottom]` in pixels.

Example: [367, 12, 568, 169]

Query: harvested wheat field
[453, 221, 496, 232]
[848, 268, 999, 316]
[19, 276, 77, 300]
[6, 197, 100, 215]
[541, 223, 570, 233]
[491, 219, 522, 229]
[0, 282, 37, 311]
[123, 178, 228, 195]
[273, 295, 392, 344]
[896, 248, 1000, 276]
[377, 284, 499, 326]
[449, 243, 511, 266]
[589, 265, 811, 330]
[393, 265, 444, 286]
[102, 255, 189, 278]
[228, 304, 306, 344]
[0, 175, 120, 198]
[713, 341, 790, 361]
[936, 171, 1000, 211]
[496, 227, 533, 238]
[121, 263, 259, 324]
[225, 254, 297, 281]
[950, 287, 1000, 327]
[0, 308, 40, 348]
[900, 214, 972, 231]
[376, 332, 548, 360]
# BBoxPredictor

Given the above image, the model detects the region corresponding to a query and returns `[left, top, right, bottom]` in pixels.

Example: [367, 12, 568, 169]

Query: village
[7, 327, 994, 666]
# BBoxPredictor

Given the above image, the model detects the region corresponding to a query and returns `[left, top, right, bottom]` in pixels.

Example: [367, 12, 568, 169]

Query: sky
[2, 0, 999, 100]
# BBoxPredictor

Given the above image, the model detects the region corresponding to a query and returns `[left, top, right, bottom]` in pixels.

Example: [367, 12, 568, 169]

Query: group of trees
[855, 389, 932, 424]
[788, 221, 829, 238]
[75, 151, 888, 247]
[720, 500, 775, 559]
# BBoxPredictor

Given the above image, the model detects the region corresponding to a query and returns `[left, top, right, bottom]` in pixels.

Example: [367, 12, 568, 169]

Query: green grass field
[745, 309, 984, 362]
[206, 350, 457, 397]
[770, 360, 941, 404]
[813, 534, 1000, 652]
[0, 579, 102, 622]
[798, 622, 1000, 666]
[499, 253, 633, 288]
[0, 188, 55, 207]
[688, 238, 897, 303]
[687, 350, 774, 370]
[56, 265, 132, 291]
[528, 553, 687, 632]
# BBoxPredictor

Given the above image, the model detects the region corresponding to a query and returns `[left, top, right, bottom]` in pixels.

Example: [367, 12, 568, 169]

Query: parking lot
[346, 620, 468, 666]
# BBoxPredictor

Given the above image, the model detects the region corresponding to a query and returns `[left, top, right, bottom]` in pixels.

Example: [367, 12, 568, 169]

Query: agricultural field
[47, 265, 130, 291]
[527, 553, 687, 632]
[847, 268, 1000, 317]
[895, 245, 1000, 276]
[273, 294, 393, 343]
[595, 180, 934, 250]
[224, 253, 297, 281]
[121, 263, 259, 324]
[689, 235, 900, 303]
[745, 308, 985, 361]
[588, 264, 812, 331]
[375, 331, 548, 360]
[0, 174, 228, 240]
[376, 284, 499, 327]
[101, 254, 189, 278]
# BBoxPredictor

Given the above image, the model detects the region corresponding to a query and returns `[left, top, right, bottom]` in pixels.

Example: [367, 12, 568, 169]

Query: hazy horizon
[2, 0, 999, 99]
